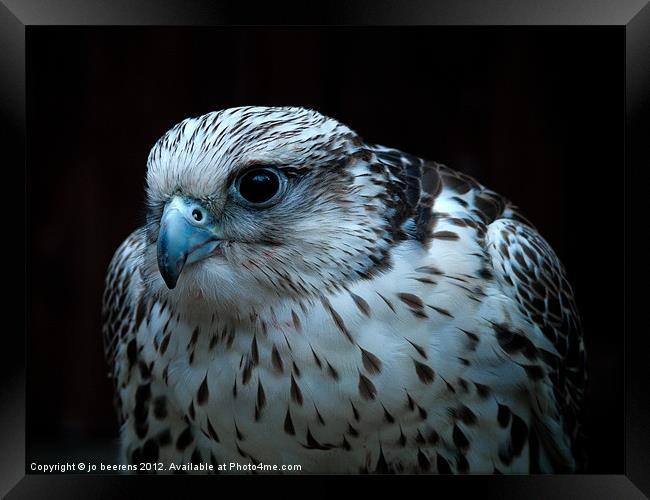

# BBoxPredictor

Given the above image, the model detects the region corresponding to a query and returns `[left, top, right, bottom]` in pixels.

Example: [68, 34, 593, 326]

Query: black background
[26, 27, 623, 472]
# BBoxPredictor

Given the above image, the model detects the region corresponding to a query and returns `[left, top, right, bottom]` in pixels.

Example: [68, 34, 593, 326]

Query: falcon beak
[157, 196, 222, 289]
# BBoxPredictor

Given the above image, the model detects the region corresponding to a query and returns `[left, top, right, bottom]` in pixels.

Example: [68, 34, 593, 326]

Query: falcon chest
[135, 235, 497, 472]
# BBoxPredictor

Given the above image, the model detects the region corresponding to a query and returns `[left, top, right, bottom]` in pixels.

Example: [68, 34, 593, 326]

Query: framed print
[3, 0, 648, 497]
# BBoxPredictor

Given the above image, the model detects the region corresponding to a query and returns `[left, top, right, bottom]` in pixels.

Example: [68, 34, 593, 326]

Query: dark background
[26, 27, 623, 472]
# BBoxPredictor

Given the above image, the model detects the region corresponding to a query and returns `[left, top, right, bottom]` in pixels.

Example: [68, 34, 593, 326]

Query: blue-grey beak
[157, 196, 222, 289]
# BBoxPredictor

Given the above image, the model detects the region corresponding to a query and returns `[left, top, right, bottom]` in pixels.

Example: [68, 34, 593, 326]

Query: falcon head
[142, 106, 400, 314]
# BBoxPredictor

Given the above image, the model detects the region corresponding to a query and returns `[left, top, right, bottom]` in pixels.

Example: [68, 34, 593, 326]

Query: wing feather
[101, 228, 147, 426]
[486, 219, 586, 471]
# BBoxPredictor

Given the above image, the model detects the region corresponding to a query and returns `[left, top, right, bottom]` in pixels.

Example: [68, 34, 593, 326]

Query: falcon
[102, 106, 586, 474]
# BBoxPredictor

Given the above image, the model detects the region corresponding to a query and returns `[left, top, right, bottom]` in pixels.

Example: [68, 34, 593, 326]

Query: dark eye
[236, 168, 284, 206]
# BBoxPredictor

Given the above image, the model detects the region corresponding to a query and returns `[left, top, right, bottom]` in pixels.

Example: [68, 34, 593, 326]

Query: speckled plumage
[102, 106, 585, 474]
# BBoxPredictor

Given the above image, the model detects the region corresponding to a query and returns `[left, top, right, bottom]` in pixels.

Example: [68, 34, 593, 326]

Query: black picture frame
[4, 0, 648, 497]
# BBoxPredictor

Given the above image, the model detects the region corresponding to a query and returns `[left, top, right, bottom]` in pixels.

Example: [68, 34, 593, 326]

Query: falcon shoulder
[371, 144, 585, 472]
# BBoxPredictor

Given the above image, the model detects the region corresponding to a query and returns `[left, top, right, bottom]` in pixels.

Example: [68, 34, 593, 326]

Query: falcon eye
[235, 167, 285, 207]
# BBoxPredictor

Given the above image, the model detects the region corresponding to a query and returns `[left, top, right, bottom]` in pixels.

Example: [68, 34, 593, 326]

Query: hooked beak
[157, 196, 222, 289]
